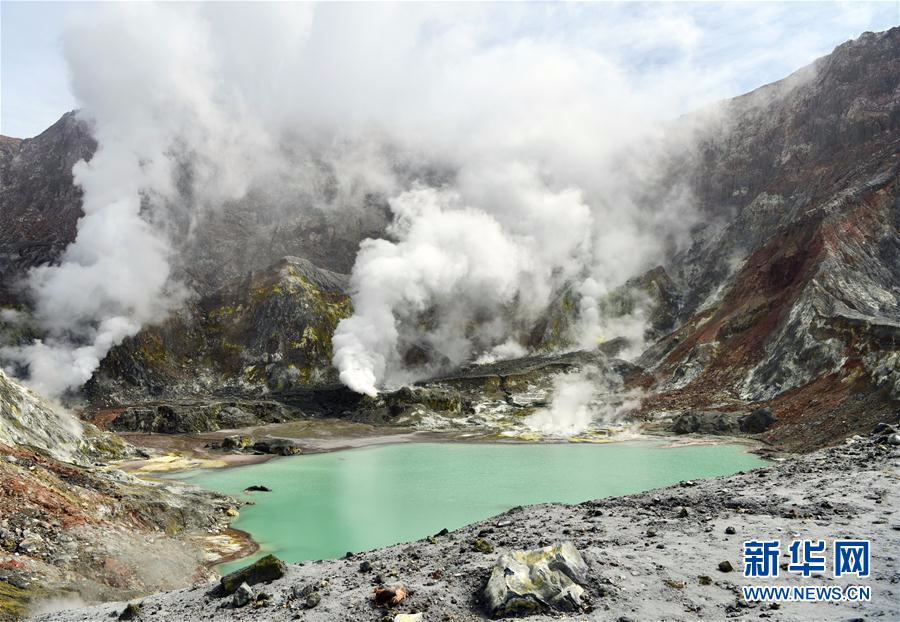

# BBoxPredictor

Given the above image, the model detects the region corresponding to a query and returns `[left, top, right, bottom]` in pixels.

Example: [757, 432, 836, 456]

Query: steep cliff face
[668, 27, 899, 318]
[642, 179, 898, 448]
[0, 113, 96, 305]
[515, 28, 900, 449]
[633, 28, 900, 449]
[85, 256, 352, 405]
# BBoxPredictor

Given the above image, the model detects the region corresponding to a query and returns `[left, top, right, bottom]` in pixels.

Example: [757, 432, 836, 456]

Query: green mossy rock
[88, 256, 352, 404]
[219, 554, 286, 595]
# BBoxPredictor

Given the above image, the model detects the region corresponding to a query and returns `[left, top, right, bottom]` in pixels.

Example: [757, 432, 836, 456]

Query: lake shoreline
[160, 434, 770, 574]
[31, 431, 899, 622]
[116, 422, 778, 573]
[116, 419, 778, 477]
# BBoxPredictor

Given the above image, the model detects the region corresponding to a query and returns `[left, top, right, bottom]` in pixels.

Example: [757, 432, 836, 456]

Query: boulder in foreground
[483, 541, 589, 617]
[219, 554, 286, 595]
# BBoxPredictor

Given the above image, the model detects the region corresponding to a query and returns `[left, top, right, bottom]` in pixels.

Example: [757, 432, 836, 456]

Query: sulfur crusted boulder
[482, 541, 589, 617]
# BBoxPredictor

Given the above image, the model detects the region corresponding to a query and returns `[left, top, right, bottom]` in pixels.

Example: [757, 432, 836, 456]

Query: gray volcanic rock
[231, 583, 253, 608]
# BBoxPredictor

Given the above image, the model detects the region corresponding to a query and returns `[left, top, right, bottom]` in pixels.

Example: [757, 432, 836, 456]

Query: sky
[1, 1, 898, 139]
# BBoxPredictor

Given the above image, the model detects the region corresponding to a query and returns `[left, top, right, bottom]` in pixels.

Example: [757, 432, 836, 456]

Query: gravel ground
[31, 433, 899, 622]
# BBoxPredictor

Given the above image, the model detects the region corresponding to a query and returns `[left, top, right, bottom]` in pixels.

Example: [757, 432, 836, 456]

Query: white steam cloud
[524, 365, 643, 436]
[1, 3, 871, 398]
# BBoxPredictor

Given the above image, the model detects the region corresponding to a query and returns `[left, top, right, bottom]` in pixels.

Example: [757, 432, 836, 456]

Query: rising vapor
[3, 2, 844, 400]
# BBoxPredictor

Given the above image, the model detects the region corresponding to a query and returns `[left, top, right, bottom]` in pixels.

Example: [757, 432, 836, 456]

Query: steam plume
[1, 3, 861, 398]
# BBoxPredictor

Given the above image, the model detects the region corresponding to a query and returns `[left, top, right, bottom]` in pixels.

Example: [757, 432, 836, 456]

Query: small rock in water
[483, 541, 588, 617]
[718, 560, 734, 573]
[233, 583, 254, 608]
[244, 484, 272, 492]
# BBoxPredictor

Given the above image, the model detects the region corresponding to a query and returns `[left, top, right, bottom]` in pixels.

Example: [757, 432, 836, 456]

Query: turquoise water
[175, 441, 766, 573]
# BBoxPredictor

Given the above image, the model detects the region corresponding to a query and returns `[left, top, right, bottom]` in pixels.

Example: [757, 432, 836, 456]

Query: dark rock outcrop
[671, 407, 778, 436]
[739, 407, 777, 433]
[107, 400, 291, 434]
[671, 411, 740, 435]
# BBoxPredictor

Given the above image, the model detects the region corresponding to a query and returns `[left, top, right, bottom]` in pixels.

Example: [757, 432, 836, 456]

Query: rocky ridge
[0, 372, 241, 621]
